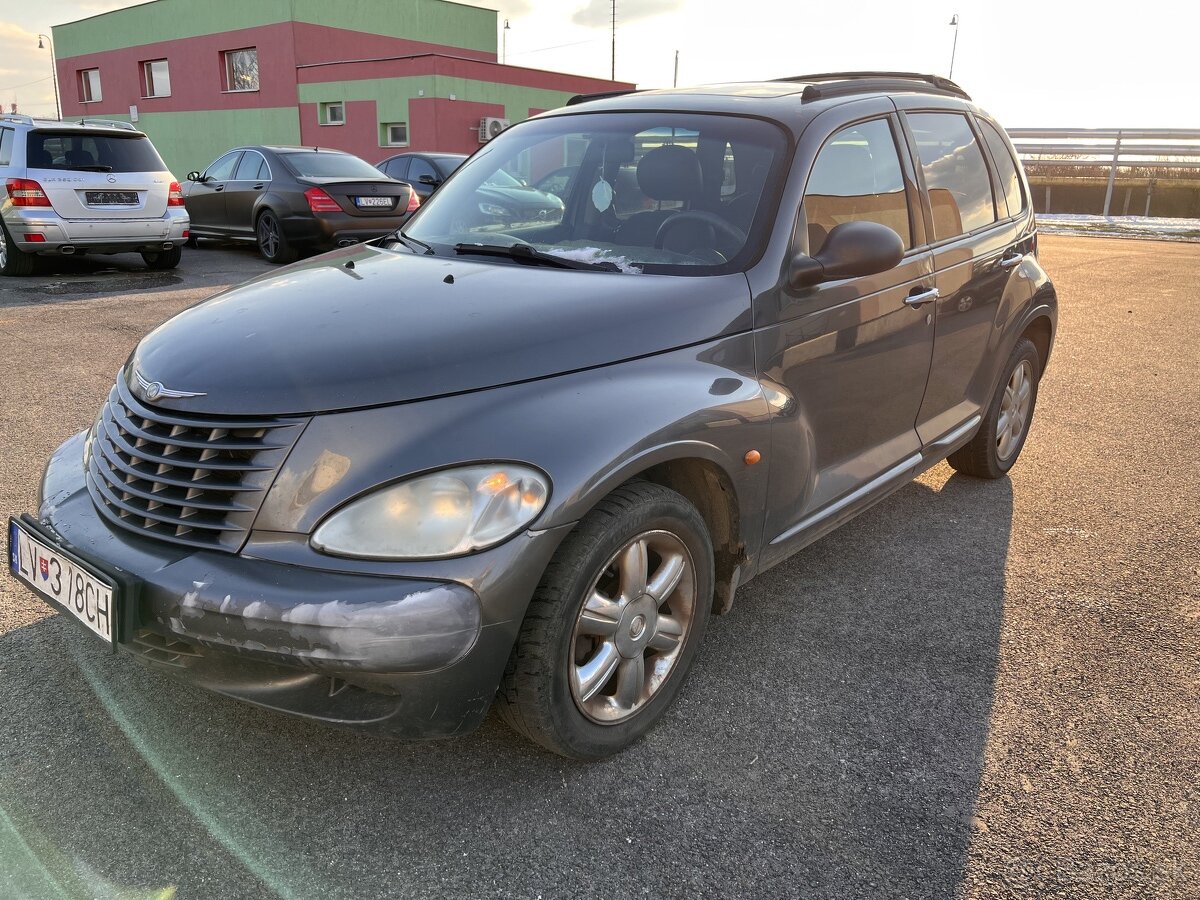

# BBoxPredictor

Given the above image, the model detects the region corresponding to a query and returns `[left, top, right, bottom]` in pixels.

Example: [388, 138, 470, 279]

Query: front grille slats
[85, 377, 306, 552]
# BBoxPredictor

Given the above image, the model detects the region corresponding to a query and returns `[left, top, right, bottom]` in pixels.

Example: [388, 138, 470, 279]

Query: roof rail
[74, 118, 140, 132]
[566, 89, 641, 107]
[0, 113, 35, 125]
[774, 71, 971, 101]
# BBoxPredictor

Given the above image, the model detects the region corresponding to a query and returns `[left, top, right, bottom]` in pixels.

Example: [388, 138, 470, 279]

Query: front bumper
[27, 431, 569, 738]
[6, 208, 189, 254]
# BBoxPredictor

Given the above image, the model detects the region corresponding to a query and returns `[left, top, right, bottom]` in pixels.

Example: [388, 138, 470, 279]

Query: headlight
[311, 464, 550, 560]
[478, 202, 511, 217]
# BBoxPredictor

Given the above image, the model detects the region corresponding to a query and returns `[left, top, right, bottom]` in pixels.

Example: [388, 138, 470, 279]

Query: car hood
[127, 244, 752, 415]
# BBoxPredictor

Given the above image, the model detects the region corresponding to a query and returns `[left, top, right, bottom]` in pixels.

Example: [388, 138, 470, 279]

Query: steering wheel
[654, 211, 748, 250]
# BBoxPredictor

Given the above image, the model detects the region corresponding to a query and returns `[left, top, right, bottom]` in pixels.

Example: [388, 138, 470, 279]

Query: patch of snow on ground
[543, 247, 644, 274]
[1036, 214, 1200, 242]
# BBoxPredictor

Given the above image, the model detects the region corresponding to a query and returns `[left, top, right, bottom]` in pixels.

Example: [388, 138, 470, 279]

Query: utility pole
[611, 0, 616, 81]
[673, 50, 679, 87]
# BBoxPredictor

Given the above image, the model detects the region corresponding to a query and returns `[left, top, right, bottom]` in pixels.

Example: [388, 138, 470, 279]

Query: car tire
[256, 210, 297, 264]
[948, 337, 1041, 479]
[184, 234, 198, 248]
[497, 481, 714, 759]
[0, 220, 39, 277]
[141, 246, 183, 270]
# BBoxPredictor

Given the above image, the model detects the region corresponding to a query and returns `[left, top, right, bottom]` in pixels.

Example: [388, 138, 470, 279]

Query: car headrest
[636, 145, 703, 201]
[66, 148, 96, 167]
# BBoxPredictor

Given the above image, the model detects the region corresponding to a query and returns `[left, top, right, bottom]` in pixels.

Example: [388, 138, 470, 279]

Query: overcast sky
[1, 0, 1197, 128]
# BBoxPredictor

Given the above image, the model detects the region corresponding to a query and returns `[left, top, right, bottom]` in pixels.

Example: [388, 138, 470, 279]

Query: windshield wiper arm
[71, 165, 114, 173]
[453, 242, 619, 272]
[393, 231, 435, 255]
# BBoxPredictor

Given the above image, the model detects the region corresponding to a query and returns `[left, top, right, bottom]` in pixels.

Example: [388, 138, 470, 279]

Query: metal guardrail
[1008, 128, 1200, 215]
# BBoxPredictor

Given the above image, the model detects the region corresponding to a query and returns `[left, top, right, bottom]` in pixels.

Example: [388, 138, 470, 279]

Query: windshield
[26, 131, 166, 173]
[404, 112, 788, 275]
[279, 151, 384, 179]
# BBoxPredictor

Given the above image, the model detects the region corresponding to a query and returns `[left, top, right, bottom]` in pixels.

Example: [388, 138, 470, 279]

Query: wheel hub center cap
[614, 595, 657, 658]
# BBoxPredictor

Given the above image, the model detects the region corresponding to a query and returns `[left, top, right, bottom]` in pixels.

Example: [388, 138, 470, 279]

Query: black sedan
[378, 151, 564, 226]
[183, 146, 418, 263]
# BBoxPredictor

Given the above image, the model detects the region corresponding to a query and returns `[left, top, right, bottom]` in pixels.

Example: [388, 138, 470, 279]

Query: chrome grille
[86, 376, 305, 552]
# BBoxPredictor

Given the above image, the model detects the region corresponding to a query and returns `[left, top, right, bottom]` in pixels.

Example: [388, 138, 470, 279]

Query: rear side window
[978, 119, 1025, 217]
[234, 151, 268, 181]
[804, 118, 912, 254]
[25, 132, 166, 173]
[907, 113, 997, 240]
[0, 128, 13, 166]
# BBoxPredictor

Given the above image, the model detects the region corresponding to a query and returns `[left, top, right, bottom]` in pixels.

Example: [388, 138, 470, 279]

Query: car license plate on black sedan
[8, 517, 119, 647]
[85, 190, 138, 205]
[354, 196, 394, 209]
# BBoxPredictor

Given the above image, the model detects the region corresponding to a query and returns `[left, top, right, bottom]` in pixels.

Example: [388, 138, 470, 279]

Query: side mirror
[417, 173, 438, 185]
[186, 171, 201, 182]
[789, 220, 905, 289]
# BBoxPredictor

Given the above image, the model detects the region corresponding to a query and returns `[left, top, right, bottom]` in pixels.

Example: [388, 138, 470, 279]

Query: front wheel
[256, 211, 297, 264]
[141, 245, 182, 270]
[497, 481, 714, 759]
[948, 337, 1041, 478]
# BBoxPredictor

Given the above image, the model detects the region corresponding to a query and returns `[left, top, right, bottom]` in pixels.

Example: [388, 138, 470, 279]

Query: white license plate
[9, 519, 116, 645]
[354, 196, 393, 208]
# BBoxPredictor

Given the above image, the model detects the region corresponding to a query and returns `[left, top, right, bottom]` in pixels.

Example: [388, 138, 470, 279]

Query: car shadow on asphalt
[0, 468, 1011, 899]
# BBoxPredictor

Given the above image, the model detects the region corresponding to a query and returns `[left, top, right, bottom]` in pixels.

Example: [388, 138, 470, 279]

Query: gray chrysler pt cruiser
[9, 73, 1056, 758]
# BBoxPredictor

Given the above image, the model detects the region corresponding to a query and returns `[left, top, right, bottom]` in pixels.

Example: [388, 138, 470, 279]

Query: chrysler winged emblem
[134, 368, 207, 401]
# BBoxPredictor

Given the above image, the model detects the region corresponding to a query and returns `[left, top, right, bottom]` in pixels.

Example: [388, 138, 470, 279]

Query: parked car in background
[10, 73, 1056, 759]
[0, 114, 188, 276]
[378, 150, 565, 227]
[182, 146, 418, 263]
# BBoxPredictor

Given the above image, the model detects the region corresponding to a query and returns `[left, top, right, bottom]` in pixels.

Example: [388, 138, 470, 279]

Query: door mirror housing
[186, 171, 201, 182]
[417, 173, 438, 185]
[789, 220, 905, 289]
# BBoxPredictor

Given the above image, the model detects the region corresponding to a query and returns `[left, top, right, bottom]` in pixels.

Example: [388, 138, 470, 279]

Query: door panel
[185, 151, 241, 231]
[224, 150, 270, 236]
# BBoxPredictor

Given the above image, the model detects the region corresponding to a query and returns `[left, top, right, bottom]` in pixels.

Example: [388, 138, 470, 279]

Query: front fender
[253, 333, 771, 562]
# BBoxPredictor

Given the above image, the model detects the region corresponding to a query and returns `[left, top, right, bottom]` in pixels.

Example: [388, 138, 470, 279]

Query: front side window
[25, 132, 166, 173]
[143, 59, 171, 98]
[408, 158, 439, 184]
[320, 101, 345, 126]
[978, 119, 1025, 218]
[223, 48, 259, 92]
[79, 68, 102, 103]
[404, 111, 789, 276]
[382, 122, 408, 147]
[908, 112, 997, 240]
[803, 118, 912, 254]
[204, 151, 242, 182]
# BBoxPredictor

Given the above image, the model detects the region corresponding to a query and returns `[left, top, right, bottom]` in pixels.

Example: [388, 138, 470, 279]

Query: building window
[223, 48, 259, 92]
[320, 101, 345, 126]
[79, 68, 102, 103]
[142, 59, 171, 98]
[381, 122, 408, 147]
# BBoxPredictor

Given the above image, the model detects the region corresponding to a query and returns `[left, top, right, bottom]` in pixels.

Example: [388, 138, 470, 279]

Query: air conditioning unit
[479, 117, 511, 143]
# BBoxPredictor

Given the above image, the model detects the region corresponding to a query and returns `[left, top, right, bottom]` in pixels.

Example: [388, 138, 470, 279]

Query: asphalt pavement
[0, 236, 1196, 899]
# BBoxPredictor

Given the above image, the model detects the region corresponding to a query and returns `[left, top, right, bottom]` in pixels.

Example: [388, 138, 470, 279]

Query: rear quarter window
[26, 132, 167, 173]
[978, 119, 1025, 217]
[0, 128, 14, 166]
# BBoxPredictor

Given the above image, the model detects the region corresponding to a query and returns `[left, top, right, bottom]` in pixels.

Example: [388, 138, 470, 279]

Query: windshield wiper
[70, 164, 114, 173]
[393, 231, 435, 255]
[453, 242, 619, 272]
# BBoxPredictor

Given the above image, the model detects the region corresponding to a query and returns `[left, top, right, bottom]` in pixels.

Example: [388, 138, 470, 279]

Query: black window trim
[896, 107, 1007, 250]
[974, 114, 1027, 222]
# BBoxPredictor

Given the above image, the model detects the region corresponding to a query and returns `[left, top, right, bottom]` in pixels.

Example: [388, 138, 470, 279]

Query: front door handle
[214, 185, 225, 192]
[904, 286, 940, 308]
[999, 252, 1023, 269]
[252, 184, 264, 190]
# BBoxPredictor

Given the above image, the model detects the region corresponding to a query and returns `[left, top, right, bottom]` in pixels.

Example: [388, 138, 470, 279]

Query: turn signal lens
[167, 181, 185, 206]
[5, 178, 52, 208]
[311, 464, 551, 560]
[405, 190, 421, 213]
[305, 187, 342, 213]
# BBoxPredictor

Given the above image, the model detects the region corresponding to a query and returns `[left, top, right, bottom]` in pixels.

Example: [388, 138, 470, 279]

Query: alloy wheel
[258, 214, 280, 259]
[569, 530, 697, 724]
[997, 359, 1033, 461]
[0, 226, 7, 269]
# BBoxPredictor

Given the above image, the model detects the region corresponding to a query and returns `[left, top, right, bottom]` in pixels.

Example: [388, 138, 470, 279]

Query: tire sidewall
[543, 497, 714, 758]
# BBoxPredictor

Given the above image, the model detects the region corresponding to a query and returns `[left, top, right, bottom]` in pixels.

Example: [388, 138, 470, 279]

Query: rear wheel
[0, 220, 38, 277]
[141, 246, 182, 270]
[498, 481, 713, 758]
[256, 211, 297, 264]
[948, 337, 1041, 478]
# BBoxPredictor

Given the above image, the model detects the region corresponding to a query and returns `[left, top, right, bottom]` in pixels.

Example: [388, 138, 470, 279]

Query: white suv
[0, 115, 189, 276]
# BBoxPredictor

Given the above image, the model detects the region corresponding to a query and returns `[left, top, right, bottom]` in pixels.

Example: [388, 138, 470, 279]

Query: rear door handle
[252, 184, 264, 190]
[999, 252, 1023, 269]
[214, 185, 225, 192]
[904, 287, 940, 308]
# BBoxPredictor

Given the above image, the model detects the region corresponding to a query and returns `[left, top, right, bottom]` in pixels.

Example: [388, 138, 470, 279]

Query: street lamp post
[502, 19, 510, 65]
[37, 34, 61, 120]
[948, 15, 960, 80]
